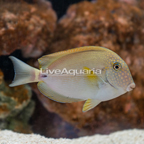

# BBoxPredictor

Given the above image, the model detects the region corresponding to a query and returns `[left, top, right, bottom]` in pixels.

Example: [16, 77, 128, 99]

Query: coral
[35, 0, 144, 136]
[0, 0, 57, 58]
[0, 70, 35, 133]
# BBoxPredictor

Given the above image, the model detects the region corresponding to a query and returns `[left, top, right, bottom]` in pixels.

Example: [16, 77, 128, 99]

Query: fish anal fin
[82, 99, 101, 112]
[37, 81, 82, 103]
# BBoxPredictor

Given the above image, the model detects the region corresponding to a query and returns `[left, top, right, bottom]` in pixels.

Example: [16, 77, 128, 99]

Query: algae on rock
[0, 70, 35, 133]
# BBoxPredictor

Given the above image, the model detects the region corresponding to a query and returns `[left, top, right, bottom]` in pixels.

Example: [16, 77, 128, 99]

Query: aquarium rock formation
[0, 0, 57, 58]
[0, 129, 144, 144]
[0, 70, 35, 133]
[35, 0, 144, 136]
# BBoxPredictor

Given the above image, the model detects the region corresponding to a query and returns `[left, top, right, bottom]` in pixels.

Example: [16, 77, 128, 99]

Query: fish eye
[113, 62, 122, 71]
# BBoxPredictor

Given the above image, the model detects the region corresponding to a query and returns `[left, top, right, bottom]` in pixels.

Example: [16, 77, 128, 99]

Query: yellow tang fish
[9, 46, 135, 112]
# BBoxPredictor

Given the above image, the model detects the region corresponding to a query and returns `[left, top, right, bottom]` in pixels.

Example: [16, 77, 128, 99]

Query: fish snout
[126, 83, 135, 92]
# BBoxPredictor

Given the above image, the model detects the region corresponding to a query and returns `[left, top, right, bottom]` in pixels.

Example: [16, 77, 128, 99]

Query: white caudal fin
[9, 56, 40, 87]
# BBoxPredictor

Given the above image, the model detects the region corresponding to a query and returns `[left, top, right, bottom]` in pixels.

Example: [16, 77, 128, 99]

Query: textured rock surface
[35, 0, 144, 136]
[49, 0, 144, 53]
[0, 0, 57, 58]
[0, 70, 35, 133]
[0, 129, 144, 144]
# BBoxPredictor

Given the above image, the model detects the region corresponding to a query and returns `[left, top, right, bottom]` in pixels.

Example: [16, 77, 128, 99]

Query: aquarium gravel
[0, 129, 144, 144]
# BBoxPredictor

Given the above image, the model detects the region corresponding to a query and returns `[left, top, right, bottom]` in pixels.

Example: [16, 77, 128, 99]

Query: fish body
[9, 46, 135, 112]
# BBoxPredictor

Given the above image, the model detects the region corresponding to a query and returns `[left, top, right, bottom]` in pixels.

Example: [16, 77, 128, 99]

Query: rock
[139, 0, 144, 10]
[0, 70, 35, 133]
[0, 129, 144, 144]
[0, 0, 57, 58]
[35, 0, 144, 136]
[49, 0, 144, 54]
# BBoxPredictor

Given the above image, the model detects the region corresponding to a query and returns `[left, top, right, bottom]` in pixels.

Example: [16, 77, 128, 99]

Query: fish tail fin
[9, 56, 40, 87]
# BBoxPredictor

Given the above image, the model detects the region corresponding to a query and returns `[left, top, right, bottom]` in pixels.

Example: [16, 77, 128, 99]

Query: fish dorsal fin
[37, 81, 83, 103]
[83, 99, 101, 112]
[38, 46, 107, 69]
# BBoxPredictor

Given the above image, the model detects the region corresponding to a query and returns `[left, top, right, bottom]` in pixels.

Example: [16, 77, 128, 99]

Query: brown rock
[139, 0, 144, 10]
[0, 0, 57, 58]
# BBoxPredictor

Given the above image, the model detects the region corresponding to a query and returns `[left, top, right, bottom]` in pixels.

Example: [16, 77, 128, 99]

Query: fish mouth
[126, 83, 135, 92]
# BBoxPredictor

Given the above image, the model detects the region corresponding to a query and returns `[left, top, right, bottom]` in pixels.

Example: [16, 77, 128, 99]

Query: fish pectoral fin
[83, 67, 105, 88]
[82, 99, 101, 112]
[37, 81, 83, 103]
[83, 67, 98, 82]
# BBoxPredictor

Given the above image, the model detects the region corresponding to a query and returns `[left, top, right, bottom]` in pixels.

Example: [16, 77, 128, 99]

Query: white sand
[0, 129, 144, 144]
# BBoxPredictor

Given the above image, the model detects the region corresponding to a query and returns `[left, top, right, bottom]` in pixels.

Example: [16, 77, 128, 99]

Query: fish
[9, 46, 135, 112]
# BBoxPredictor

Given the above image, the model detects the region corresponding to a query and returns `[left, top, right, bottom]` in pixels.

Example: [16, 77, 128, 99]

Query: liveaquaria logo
[40, 68, 102, 76]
